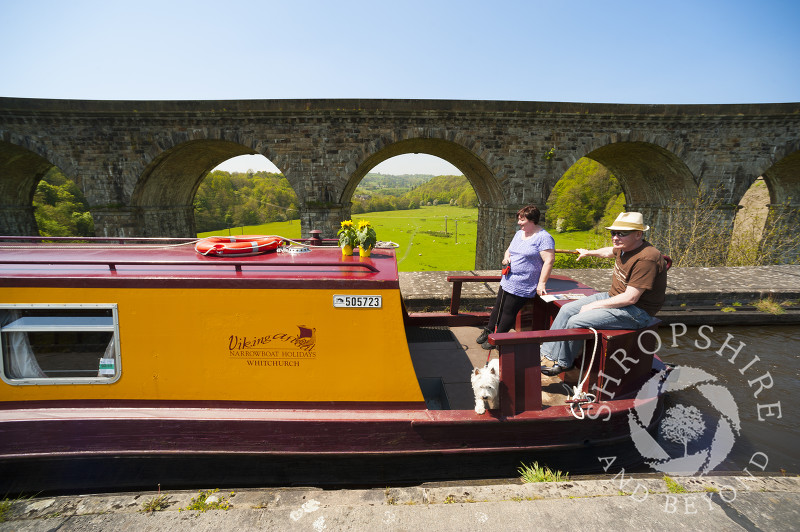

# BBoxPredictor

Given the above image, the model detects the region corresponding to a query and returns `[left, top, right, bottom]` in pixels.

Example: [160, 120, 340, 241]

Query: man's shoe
[541, 364, 570, 376]
[481, 340, 494, 350]
[476, 329, 490, 344]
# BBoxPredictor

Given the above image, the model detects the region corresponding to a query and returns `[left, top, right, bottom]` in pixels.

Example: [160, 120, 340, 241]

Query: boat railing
[483, 329, 591, 416]
[487, 323, 660, 417]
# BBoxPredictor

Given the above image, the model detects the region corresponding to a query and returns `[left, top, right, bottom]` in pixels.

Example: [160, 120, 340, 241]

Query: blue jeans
[540, 292, 652, 368]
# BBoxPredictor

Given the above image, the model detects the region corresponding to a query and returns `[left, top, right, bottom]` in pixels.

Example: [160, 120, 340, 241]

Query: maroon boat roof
[0, 240, 400, 289]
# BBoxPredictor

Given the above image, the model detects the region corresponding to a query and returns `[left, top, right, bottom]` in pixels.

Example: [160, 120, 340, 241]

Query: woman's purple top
[499, 229, 555, 298]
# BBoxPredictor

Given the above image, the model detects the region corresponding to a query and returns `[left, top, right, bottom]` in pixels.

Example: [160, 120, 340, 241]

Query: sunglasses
[610, 230, 632, 237]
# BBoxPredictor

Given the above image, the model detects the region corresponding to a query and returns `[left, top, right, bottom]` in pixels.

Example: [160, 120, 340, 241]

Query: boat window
[0, 304, 120, 385]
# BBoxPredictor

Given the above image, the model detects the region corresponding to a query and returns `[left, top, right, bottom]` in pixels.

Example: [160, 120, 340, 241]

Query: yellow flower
[338, 219, 357, 247]
[357, 220, 371, 230]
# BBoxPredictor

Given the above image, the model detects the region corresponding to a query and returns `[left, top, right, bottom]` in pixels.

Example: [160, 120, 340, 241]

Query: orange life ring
[195, 235, 283, 257]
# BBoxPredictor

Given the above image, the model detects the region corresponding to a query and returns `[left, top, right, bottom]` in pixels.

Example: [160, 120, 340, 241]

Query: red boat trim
[0, 399, 426, 411]
[0, 278, 401, 290]
[0, 258, 379, 273]
[0, 245, 400, 289]
[0, 397, 665, 459]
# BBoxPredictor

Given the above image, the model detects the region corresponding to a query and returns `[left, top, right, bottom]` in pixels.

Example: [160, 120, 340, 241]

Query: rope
[566, 326, 599, 420]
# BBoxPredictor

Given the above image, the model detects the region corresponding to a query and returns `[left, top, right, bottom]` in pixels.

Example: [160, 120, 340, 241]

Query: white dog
[471, 358, 500, 414]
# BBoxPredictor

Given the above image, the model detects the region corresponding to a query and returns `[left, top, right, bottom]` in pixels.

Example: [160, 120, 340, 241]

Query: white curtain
[98, 338, 116, 377]
[1, 310, 47, 379]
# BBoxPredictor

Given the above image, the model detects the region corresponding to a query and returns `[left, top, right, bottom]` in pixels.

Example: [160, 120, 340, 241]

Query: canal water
[643, 324, 799, 475]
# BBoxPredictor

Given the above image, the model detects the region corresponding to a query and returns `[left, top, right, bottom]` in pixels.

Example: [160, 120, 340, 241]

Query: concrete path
[400, 265, 800, 324]
[2, 475, 798, 531]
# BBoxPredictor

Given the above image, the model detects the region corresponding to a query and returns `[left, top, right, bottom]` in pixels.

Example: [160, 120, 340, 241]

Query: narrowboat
[0, 236, 668, 493]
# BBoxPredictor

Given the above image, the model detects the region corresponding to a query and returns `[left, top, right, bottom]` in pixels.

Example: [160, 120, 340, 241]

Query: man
[540, 212, 668, 376]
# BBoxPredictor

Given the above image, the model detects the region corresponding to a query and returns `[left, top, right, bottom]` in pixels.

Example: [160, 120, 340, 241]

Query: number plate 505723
[333, 295, 382, 308]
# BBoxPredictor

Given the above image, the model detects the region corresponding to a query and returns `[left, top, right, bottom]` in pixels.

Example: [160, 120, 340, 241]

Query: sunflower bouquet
[337, 220, 357, 255]
[356, 220, 377, 256]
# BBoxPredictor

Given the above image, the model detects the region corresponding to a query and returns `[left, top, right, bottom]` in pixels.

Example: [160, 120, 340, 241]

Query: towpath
[400, 264, 800, 324]
[2, 475, 798, 531]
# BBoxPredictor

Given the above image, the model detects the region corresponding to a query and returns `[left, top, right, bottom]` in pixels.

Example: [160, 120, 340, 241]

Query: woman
[476, 205, 555, 349]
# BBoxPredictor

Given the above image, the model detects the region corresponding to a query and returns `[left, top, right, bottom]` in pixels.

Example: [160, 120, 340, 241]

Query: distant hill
[351, 174, 477, 213]
[357, 173, 435, 192]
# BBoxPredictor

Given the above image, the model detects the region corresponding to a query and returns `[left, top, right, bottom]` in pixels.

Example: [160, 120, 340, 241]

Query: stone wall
[1, 98, 798, 268]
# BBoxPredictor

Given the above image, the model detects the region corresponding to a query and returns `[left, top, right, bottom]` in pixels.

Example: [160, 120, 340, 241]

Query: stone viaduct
[1, 97, 798, 268]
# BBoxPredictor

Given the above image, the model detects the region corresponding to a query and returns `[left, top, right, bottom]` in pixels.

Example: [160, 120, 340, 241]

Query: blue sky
[2, 0, 798, 174]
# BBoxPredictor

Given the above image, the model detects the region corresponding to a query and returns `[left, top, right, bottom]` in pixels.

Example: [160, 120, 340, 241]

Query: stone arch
[0, 139, 79, 235]
[720, 137, 800, 208]
[757, 146, 800, 263]
[130, 138, 287, 237]
[337, 137, 504, 269]
[542, 140, 702, 258]
[730, 143, 800, 239]
[573, 141, 700, 240]
[0, 141, 55, 206]
[343, 137, 503, 206]
[582, 141, 697, 208]
[695, 142, 800, 265]
[761, 143, 800, 206]
[0, 134, 79, 180]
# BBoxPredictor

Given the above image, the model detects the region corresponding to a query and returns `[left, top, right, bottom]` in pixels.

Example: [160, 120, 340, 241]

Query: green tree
[33, 168, 95, 237]
[193, 170, 300, 232]
[546, 158, 621, 232]
[457, 187, 479, 208]
[595, 192, 627, 233]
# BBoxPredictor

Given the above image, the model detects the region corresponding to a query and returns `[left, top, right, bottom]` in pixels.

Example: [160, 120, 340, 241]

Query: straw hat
[605, 212, 650, 232]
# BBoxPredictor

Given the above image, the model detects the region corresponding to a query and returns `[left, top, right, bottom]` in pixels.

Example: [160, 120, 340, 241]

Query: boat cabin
[0, 237, 661, 414]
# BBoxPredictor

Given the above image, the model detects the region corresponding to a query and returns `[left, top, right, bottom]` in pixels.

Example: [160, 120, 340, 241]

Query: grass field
[551, 230, 611, 251]
[200, 219, 304, 241]
[198, 205, 604, 271]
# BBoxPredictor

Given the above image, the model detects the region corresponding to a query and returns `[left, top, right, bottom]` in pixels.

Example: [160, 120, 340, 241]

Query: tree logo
[628, 365, 741, 475]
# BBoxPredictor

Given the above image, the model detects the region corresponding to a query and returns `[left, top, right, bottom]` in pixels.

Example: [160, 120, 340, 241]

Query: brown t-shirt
[610, 241, 667, 316]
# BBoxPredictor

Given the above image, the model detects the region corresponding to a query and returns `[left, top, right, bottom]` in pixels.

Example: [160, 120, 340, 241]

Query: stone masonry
[1, 98, 798, 268]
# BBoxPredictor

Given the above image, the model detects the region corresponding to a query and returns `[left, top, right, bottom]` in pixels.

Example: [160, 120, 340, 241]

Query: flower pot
[359, 246, 372, 257]
[341, 244, 353, 256]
